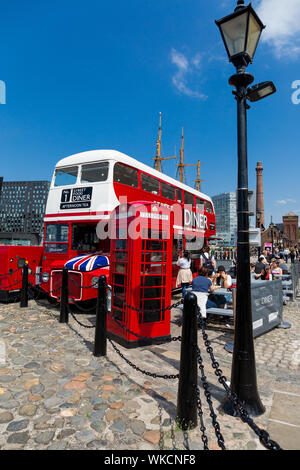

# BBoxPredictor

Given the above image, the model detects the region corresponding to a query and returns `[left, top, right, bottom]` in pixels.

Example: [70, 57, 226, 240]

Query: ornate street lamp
[216, 0, 276, 417]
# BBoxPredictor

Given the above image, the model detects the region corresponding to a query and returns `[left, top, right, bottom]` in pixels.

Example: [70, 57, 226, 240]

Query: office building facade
[0, 180, 50, 245]
[212, 192, 237, 245]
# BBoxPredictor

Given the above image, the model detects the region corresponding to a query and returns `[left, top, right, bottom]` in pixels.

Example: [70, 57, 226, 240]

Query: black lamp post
[269, 217, 276, 255]
[216, 0, 276, 417]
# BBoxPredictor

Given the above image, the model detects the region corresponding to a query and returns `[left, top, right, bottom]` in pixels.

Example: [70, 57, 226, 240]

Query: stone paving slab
[0, 292, 299, 451]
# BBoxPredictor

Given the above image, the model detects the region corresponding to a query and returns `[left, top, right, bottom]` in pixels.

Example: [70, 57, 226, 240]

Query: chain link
[158, 404, 165, 450]
[69, 309, 95, 329]
[194, 383, 210, 450]
[108, 285, 183, 314]
[108, 337, 179, 380]
[195, 343, 226, 450]
[197, 313, 282, 451]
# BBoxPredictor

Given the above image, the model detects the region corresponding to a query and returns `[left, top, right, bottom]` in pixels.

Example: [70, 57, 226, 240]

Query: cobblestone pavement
[0, 290, 299, 451]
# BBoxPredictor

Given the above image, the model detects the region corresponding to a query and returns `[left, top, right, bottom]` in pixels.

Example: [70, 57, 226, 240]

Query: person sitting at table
[254, 264, 272, 280]
[191, 266, 220, 319]
[271, 259, 283, 278]
[213, 265, 232, 289]
[209, 265, 232, 307]
[278, 255, 289, 275]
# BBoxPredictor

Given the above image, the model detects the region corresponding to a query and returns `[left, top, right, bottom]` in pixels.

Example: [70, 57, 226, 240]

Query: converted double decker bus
[40, 149, 216, 303]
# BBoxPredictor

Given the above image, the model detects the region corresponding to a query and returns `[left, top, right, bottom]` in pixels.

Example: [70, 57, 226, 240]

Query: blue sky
[0, 0, 299, 226]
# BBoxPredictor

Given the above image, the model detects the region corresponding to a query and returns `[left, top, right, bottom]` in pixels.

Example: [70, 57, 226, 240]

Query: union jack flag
[64, 254, 109, 272]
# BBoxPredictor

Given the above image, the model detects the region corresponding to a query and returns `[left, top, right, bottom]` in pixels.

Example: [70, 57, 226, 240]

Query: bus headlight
[91, 276, 99, 288]
[42, 272, 50, 283]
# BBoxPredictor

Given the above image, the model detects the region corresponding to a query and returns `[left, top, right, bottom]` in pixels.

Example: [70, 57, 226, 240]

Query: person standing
[199, 246, 216, 276]
[284, 247, 290, 264]
[176, 252, 193, 298]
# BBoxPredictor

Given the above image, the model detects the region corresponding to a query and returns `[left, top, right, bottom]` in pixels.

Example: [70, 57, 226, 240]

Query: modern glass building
[212, 192, 237, 245]
[0, 180, 50, 245]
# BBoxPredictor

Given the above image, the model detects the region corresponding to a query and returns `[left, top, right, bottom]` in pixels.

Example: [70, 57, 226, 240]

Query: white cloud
[256, 0, 300, 58]
[170, 48, 207, 99]
[276, 199, 297, 205]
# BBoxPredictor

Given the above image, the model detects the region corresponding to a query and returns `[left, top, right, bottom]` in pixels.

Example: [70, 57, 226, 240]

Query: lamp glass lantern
[216, 3, 265, 68]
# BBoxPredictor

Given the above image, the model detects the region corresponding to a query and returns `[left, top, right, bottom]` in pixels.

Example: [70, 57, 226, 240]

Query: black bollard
[176, 292, 198, 430]
[20, 264, 29, 308]
[59, 267, 69, 323]
[94, 275, 108, 357]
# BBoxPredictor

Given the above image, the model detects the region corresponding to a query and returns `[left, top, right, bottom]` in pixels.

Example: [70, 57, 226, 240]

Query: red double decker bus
[41, 149, 216, 302]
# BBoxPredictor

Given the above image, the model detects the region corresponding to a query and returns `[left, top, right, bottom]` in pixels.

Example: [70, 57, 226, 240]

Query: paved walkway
[0, 290, 299, 450]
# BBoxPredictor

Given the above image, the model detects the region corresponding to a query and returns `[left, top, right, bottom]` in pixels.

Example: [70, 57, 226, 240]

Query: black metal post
[223, 71, 265, 417]
[94, 275, 108, 357]
[176, 292, 198, 430]
[20, 264, 29, 308]
[59, 267, 69, 323]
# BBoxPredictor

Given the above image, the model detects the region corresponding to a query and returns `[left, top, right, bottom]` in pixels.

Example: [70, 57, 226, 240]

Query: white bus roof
[56, 149, 213, 204]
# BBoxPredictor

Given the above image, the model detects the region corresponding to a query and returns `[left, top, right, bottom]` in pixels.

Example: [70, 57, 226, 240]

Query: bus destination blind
[60, 187, 93, 210]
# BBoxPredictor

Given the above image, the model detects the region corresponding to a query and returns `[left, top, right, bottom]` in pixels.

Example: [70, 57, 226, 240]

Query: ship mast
[176, 127, 199, 185]
[194, 160, 204, 192]
[153, 113, 176, 172]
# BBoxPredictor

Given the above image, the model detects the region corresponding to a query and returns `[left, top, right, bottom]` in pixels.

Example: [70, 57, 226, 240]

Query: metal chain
[106, 299, 182, 342]
[108, 285, 183, 314]
[69, 297, 96, 313]
[195, 343, 226, 450]
[0, 266, 23, 277]
[69, 309, 95, 329]
[170, 420, 178, 450]
[68, 275, 94, 289]
[4, 278, 24, 289]
[193, 383, 210, 450]
[197, 314, 282, 451]
[108, 337, 179, 380]
[158, 404, 165, 450]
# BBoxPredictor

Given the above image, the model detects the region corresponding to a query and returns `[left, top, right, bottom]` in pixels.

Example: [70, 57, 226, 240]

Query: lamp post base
[223, 394, 265, 418]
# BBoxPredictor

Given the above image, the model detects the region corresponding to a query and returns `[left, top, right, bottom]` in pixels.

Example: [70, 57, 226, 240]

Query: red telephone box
[108, 201, 173, 348]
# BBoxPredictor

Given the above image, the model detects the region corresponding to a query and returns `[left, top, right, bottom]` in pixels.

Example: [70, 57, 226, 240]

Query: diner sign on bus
[60, 187, 93, 209]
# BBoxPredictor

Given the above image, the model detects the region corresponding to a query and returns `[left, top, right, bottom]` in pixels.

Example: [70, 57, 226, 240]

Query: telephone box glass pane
[116, 239, 127, 250]
[141, 275, 164, 287]
[115, 251, 127, 261]
[115, 263, 126, 273]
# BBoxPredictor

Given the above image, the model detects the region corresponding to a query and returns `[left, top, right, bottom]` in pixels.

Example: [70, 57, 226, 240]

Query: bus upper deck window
[176, 189, 183, 203]
[113, 163, 139, 188]
[141, 173, 159, 195]
[161, 181, 175, 201]
[184, 192, 194, 206]
[196, 197, 205, 211]
[54, 166, 78, 186]
[81, 162, 109, 183]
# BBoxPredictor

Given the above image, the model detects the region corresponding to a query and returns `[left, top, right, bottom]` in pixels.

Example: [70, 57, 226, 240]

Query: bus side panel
[0, 246, 43, 302]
